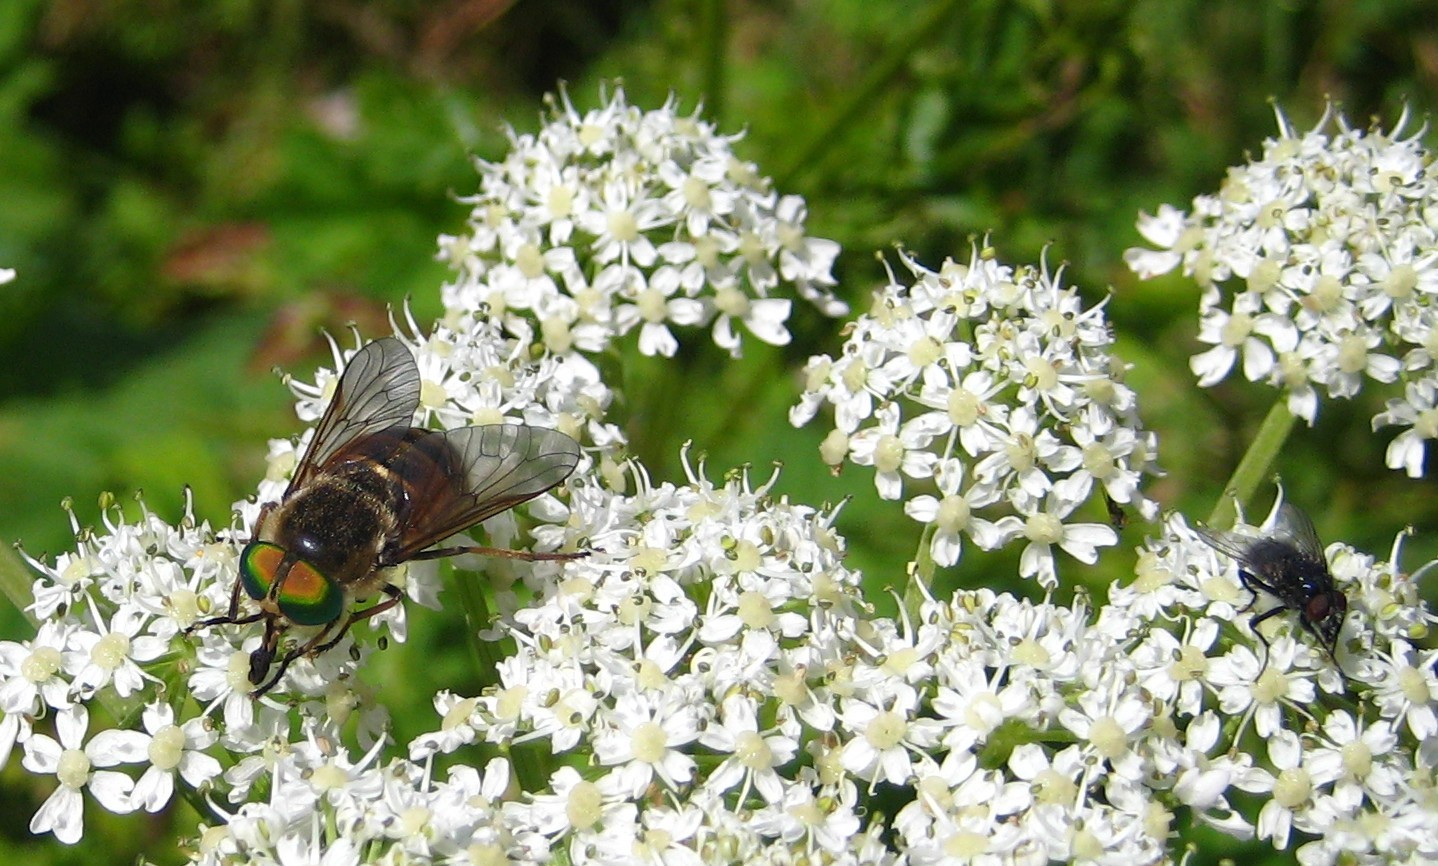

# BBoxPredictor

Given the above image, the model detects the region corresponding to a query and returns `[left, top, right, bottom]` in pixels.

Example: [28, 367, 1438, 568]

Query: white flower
[1056, 679, 1151, 781]
[846, 402, 941, 500]
[613, 266, 707, 357]
[750, 772, 862, 854]
[1373, 378, 1438, 477]
[1239, 729, 1344, 849]
[439, 86, 842, 362]
[903, 458, 1002, 566]
[0, 621, 74, 713]
[64, 604, 166, 700]
[700, 694, 799, 804]
[521, 765, 634, 841]
[836, 693, 940, 786]
[592, 691, 703, 796]
[993, 492, 1118, 589]
[22, 706, 142, 844]
[1123, 204, 1187, 278]
[711, 281, 792, 356]
[129, 702, 222, 812]
[1369, 640, 1438, 740]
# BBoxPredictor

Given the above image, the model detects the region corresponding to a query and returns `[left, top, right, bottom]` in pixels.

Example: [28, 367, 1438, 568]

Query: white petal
[31, 786, 83, 844]
[23, 733, 63, 774]
[904, 495, 939, 522]
[929, 531, 962, 568]
[131, 766, 174, 813]
[1190, 344, 1236, 387]
[0, 712, 22, 769]
[1175, 766, 1232, 810]
[712, 316, 741, 352]
[639, 322, 678, 357]
[667, 297, 708, 326]
[178, 750, 224, 787]
[56, 706, 89, 749]
[743, 299, 793, 345]
[88, 769, 136, 813]
[141, 702, 174, 734]
[88, 729, 150, 766]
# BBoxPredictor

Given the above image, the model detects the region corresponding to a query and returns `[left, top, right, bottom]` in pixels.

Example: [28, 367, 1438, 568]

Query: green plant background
[1, 1, 1435, 862]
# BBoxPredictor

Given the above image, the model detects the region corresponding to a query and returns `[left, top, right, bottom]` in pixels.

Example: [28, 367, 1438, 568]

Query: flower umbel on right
[1126, 103, 1438, 477]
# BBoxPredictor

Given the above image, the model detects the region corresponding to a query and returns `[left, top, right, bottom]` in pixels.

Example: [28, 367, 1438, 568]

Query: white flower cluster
[6, 430, 1438, 862]
[436, 85, 845, 360]
[4, 497, 226, 844]
[1108, 498, 1438, 864]
[791, 246, 1162, 587]
[1, 320, 593, 847]
[1125, 105, 1438, 475]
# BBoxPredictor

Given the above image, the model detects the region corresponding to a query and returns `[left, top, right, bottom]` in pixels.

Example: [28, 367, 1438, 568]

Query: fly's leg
[307, 585, 405, 658]
[407, 545, 588, 563]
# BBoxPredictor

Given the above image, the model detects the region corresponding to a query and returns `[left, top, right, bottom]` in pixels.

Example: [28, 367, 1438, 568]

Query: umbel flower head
[791, 244, 1162, 587]
[437, 84, 845, 361]
[1125, 104, 1438, 476]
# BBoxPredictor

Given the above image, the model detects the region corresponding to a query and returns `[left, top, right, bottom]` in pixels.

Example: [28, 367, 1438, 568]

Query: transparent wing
[392, 424, 581, 559]
[289, 337, 421, 491]
[1268, 502, 1326, 561]
[1193, 524, 1259, 567]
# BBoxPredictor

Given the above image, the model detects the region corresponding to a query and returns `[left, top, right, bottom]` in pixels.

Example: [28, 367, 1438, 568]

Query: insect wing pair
[193, 338, 583, 696]
[1195, 503, 1349, 681]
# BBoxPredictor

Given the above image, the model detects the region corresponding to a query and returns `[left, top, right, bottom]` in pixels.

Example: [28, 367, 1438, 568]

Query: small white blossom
[22, 706, 141, 844]
[129, 702, 223, 812]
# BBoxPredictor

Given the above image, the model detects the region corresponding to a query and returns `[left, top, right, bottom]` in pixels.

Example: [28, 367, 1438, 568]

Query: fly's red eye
[1306, 594, 1332, 620]
[276, 558, 343, 626]
[239, 542, 286, 601]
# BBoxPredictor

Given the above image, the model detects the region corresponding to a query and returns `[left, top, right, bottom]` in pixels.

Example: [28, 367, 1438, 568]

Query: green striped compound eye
[239, 541, 344, 626]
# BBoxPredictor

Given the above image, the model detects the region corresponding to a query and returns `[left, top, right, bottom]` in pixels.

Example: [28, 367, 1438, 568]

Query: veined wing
[1268, 502, 1326, 562]
[1193, 524, 1260, 566]
[289, 337, 422, 491]
[391, 424, 581, 559]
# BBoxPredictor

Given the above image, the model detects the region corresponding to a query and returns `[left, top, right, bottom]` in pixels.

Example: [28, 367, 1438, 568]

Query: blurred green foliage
[1, 0, 1435, 861]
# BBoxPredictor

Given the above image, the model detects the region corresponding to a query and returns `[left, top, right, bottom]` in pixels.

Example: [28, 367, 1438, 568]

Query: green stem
[0, 543, 37, 628]
[903, 524, 938, 617]
[697, 0, 727, 124]
[774, 0, 963, 185]
[450, 567, 550, 790]
[451, 567, 505, 689]
[1207, 398, 1296, 529]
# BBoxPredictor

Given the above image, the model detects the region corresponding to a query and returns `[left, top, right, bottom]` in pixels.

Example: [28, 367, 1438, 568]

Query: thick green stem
[697, 0, 727, 124]
[1207, 398, 1296, 529]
